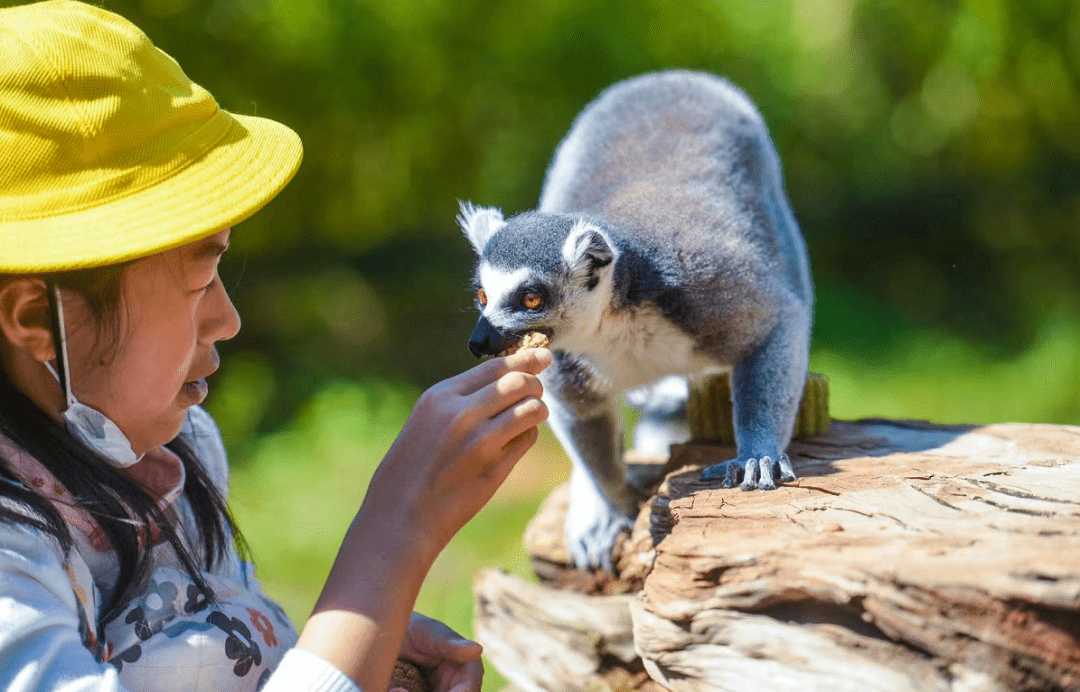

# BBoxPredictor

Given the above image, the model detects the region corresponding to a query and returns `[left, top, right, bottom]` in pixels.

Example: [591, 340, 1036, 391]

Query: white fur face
[476, 264, 536, 331]
[468, 214, 624, 356]
[544, 268, 613, 352]
[479, 223, 619, 346]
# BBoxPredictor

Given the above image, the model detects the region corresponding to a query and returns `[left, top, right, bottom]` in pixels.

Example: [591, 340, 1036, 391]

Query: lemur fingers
[566, 514, 631, 572]
[699, 458, 742, 488]
[744, 455, 796, 490]
[742, 457, 771, 491]
[699, 453, 797, 491]
[776, 453, 797, 483]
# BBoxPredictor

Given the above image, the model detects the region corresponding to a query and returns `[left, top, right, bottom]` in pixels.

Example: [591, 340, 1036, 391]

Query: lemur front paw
[564, 497, 634, 572]
[699, 453, 797, 491]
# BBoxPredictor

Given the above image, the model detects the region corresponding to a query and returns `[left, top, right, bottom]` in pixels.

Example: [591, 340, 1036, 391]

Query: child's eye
[523, 292, 543, 310]
[477, 288, 488, 306]
[194, 275, 217, 294]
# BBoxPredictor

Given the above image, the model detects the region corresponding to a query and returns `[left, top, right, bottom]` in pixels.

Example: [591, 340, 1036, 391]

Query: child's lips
[181, 378, 208, 403]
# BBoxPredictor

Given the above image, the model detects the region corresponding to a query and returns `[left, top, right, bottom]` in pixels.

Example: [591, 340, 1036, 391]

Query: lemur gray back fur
[541, 70, 812, 325]
[461, 70, 814, 570]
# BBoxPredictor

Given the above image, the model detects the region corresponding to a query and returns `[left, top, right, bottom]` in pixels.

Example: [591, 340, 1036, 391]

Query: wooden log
[473, 569, 663, 692]
[474, 419, 1080, 692]
[639, 420, 1080, 692]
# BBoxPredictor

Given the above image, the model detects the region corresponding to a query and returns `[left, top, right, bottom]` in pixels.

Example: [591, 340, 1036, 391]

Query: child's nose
[201, 279, 241, 343]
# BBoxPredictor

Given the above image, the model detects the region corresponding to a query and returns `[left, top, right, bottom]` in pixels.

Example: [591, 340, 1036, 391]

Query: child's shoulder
[180, 406, 230, 495]
[0, 508, 72, 579]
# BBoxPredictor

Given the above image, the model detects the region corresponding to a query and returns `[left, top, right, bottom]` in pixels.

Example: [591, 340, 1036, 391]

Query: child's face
[64, 229, 240, 454]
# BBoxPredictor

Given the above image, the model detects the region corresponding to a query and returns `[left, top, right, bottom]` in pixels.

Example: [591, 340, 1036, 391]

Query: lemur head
[459, 202, 619, 358]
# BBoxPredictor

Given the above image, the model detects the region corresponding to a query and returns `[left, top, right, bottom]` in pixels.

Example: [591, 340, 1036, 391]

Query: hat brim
[0, 112, 302, 272]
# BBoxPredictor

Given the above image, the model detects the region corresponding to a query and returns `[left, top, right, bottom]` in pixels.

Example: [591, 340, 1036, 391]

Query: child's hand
[391, 612, 482, 692]
[362, 347, 552, 563]
[300, 348, 551, 692]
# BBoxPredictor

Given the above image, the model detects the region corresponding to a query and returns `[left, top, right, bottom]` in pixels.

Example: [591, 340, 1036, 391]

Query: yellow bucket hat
[0, 0, 303, 272]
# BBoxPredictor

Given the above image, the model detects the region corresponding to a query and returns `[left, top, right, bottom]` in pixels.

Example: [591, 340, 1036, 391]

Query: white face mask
[44, 285, 143, 469]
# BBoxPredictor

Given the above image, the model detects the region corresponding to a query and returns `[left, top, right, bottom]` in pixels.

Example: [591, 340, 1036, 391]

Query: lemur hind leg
[700, 304, 810, 491]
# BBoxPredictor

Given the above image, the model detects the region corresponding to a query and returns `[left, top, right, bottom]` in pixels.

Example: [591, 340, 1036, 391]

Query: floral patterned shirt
[0, 406, 360, 692]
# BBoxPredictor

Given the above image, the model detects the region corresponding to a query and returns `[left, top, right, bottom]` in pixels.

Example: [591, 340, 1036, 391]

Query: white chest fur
[560, 304, 710, 392]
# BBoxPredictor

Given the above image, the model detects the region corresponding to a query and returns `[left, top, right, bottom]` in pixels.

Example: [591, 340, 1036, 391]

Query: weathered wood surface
[474, 419, 1080, 692]
[473, 569, 662, 692]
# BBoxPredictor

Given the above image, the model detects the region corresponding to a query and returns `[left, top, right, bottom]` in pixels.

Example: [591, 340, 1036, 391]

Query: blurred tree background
[13, 0, 1080, 687]
[76, 0, 1077, 430]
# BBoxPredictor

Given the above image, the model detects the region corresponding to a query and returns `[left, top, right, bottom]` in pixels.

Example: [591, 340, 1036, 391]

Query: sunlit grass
[813, 317, 1080, 426]
[224, 379, 416, 623]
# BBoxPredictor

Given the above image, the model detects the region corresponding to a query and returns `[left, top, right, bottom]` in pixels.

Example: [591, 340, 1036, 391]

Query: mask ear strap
[44, 280, 76, 410]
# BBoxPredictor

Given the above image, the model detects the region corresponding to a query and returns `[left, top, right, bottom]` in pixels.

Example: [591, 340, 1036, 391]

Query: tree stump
[473, 419, 1080, 692]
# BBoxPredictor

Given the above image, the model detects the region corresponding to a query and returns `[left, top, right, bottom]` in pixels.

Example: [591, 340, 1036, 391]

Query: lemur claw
[699, 453, 796, 491]
[566, 512, 632, 572]
[564, 488, 635, 571]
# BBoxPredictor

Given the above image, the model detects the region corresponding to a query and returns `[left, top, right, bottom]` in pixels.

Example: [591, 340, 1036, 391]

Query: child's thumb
[439, 636, 483, 661]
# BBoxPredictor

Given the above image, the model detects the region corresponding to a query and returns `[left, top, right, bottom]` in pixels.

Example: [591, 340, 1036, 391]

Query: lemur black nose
[466, 313, 494, 356]
[469, 316, 503, 358]
[468, 336, 490, 358]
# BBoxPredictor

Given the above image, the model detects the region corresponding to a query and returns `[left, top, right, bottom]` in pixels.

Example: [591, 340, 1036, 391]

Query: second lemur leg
[700, 301, 810, 490]
[625, 375, 690, 457]
[624, 375, 689, 494]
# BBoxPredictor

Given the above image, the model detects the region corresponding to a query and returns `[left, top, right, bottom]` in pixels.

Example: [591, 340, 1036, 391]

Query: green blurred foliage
[225, 378, 418, 619]
[15, 0, 1069, 432]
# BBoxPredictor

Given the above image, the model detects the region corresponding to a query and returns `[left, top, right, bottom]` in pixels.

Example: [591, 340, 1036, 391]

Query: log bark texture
[474, 420, 1080, 692]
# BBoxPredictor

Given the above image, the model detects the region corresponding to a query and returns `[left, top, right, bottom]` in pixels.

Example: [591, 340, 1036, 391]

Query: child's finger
[465, 370, 544, 420]
[491, 426, 540, 480]
[484, 397, 548, 450]
[449, 348, 552, 396]
[467, 424, 540, 494]
[437, 637, 483, 662]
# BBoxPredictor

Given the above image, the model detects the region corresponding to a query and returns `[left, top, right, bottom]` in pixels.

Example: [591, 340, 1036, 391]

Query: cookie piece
[389, 660, 429, 692]
[499, 331, 550, 356]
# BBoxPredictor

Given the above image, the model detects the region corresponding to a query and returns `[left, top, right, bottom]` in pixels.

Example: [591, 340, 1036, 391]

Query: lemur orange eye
[523, 292, 543, 310]
[477, 288, 487, 306]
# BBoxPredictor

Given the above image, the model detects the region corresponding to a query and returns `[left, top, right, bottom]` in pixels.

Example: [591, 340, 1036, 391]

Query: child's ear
[0, 278, 56, 363]
[457, 202, 506, 255]
[562, 219, 616, 290]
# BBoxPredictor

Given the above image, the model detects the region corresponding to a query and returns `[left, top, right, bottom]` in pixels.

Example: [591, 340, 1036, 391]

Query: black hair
[0, 265, 244, 623]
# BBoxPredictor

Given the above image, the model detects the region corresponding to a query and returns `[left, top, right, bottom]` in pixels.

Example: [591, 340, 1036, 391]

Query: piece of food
[499, 331, 550, 356]
[389, 660, 429, 692]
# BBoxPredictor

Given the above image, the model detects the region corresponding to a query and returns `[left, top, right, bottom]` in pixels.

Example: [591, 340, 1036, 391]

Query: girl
[0, 2, 551, 691]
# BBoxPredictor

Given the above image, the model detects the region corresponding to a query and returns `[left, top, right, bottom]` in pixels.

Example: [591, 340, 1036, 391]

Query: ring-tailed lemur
[460, 70, 813, 570]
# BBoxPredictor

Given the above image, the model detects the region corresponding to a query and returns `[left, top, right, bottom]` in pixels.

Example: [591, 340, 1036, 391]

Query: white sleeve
[0, 521, 124, 692]
[261, 649, 363, 692]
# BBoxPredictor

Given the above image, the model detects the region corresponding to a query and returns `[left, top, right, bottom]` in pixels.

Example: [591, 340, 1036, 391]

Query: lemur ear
[458, 202, 506, 254]
[562, 219, 616, 289]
